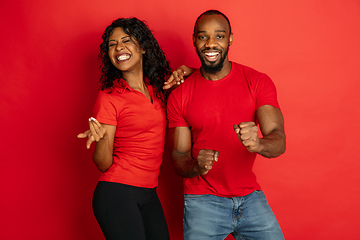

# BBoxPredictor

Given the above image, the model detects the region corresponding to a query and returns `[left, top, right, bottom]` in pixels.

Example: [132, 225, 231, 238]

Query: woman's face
[108, 27, 145, 73]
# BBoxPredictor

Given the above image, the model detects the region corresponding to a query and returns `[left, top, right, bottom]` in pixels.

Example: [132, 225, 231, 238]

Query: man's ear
[229, 33, 233, 46]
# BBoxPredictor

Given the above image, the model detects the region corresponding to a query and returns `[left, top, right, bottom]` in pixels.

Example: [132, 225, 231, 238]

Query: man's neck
[200, 61, 232, 81]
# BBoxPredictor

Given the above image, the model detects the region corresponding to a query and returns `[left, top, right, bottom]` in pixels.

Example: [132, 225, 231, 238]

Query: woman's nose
[115, 43, 124, 51]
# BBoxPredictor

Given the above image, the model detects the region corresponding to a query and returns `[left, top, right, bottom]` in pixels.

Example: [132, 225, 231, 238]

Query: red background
[1, 0, 360, 239]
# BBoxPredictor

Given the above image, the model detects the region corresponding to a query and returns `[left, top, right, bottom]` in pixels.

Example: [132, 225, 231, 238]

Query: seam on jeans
[184, 194, 207, 199]
[237, 198, 243, 221]
[232, 198, 236, 221]
[232, 232, 245, 240]
[232, 197, 242, 221]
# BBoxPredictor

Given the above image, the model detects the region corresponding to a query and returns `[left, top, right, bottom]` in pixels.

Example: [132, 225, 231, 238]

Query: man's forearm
[258, 130, 286, 158]
[172, 151, 199, 178]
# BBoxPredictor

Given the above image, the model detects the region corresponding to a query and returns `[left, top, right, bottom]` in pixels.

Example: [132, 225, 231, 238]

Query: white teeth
[205, 52, 219, 57]
[117, 55, 130, 61]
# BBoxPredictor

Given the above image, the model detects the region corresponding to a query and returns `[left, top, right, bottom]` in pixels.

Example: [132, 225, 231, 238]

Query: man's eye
[198, 36, 206, 40]
[217, 35, 224, 39]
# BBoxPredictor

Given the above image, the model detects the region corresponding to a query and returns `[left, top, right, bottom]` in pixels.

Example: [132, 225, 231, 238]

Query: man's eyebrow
[197, 30, 226, 34]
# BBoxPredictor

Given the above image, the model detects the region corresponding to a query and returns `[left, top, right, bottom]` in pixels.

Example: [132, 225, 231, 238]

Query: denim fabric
[183, 190, 284, 240]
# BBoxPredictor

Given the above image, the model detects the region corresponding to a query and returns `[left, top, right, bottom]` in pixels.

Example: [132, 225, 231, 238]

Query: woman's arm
[78, 118, 116, 172]
[163, 65, 197, 90]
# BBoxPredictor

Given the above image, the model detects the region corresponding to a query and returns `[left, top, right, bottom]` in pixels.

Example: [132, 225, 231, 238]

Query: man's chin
[199, 54, 226, 74]
[206, 60, 219, 65]
[202, 59, 220, 68]
[202, 64, 223, 74]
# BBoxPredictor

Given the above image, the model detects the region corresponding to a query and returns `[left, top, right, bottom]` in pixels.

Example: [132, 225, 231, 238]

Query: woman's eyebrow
[109, 36, 130, 42]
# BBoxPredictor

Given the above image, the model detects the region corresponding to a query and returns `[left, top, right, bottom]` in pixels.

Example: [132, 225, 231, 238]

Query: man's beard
[197, 47, 229, 74]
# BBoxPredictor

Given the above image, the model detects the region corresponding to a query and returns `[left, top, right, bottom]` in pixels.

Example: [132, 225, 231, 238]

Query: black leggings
[92, 181, 170, 240]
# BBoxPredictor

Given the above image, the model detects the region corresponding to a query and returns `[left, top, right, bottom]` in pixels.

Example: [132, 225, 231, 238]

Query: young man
[167, 10, 286, 240]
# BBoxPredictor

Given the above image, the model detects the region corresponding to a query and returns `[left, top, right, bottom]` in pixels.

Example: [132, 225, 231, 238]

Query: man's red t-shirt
[167, 62, 280, 197]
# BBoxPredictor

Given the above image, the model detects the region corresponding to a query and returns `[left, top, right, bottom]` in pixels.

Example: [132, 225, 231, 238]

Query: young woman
[77, 18, 190, 240]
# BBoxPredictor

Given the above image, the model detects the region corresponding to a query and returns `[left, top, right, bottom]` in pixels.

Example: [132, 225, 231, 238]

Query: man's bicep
[169, 126, 192, 154]
[256, 105, 285, 136]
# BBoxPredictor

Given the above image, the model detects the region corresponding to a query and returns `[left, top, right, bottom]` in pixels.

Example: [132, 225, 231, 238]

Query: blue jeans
[183, 190, 284, 240]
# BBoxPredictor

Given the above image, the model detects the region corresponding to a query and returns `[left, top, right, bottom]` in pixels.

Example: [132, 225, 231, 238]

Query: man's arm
[233, 105, 286, 158]
[169, 126, 219, 178]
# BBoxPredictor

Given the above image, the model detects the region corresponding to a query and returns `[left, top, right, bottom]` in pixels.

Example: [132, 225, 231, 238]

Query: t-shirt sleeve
[166, 89, 189, 128]
[92, 91, 118, 126]
[254, 73, 280, 110]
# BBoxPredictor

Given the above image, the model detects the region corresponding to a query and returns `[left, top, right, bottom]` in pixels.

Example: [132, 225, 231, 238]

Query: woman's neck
[123, 70, 152, 102]
[123, 71, 146, 90]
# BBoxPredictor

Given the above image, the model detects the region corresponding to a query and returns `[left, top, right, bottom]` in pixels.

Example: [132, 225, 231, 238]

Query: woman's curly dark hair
[99, 17, 172, 101]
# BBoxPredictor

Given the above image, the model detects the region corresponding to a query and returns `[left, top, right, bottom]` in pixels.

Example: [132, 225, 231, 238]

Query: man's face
[193, 14, 233, 74]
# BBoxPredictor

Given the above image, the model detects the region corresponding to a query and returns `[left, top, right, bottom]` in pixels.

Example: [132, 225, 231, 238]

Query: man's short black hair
[194, 10, 232, 34]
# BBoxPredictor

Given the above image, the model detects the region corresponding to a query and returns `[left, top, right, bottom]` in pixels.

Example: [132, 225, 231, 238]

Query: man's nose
[205, 37, 217, 48]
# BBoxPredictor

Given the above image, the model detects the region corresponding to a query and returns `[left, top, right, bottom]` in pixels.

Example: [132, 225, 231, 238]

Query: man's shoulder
[232, 62, 265, 75]
[185, 68, 201, 82]
[171, 69, 200, 93]
[231, 62, 271, 85]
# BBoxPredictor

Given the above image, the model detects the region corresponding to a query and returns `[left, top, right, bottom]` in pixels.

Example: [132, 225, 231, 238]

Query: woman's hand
[163, 65, 196, 90]
[77, 117, 107, 149]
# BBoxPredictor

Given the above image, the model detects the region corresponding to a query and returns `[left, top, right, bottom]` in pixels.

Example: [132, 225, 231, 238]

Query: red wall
[1, 1, 359, 239]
